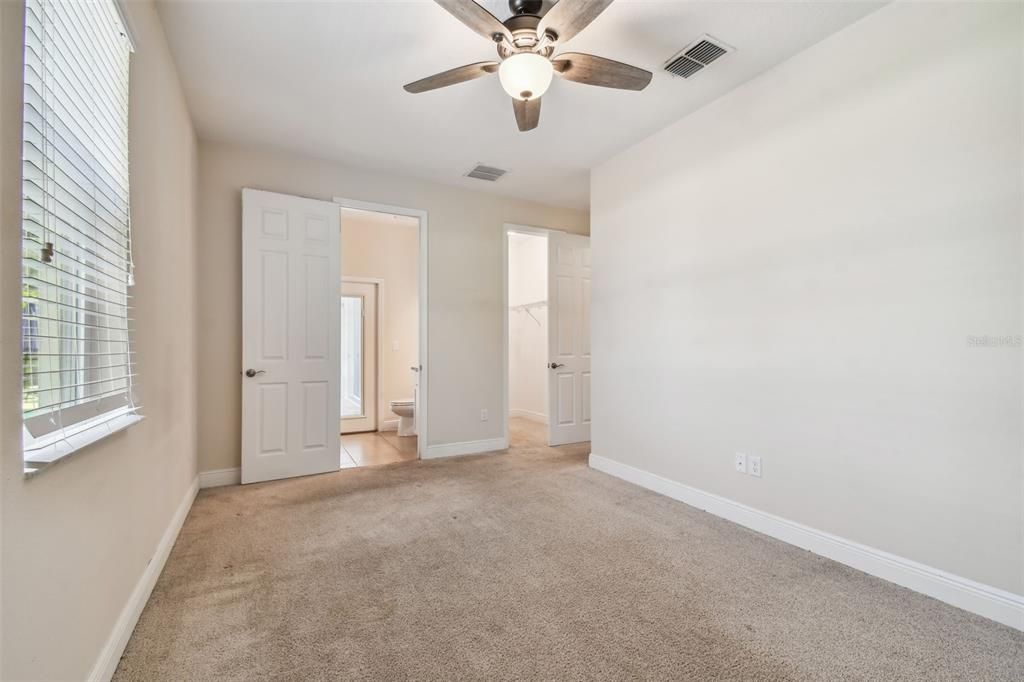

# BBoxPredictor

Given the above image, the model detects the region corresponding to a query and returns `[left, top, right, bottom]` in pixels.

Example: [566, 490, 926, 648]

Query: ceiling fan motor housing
[509, 0, 543, 16]
[498, 14, 553, 57]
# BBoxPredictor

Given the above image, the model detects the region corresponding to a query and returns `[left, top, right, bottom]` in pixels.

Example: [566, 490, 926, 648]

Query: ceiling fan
[404, 0, 652, 132]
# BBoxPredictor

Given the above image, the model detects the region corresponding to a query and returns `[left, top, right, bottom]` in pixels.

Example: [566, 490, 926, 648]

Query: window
[21, 0, 137, 472]
[339, 295, 364, 418]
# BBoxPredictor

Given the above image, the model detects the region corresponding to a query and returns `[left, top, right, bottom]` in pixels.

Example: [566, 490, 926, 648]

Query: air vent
[466, 164, 508, 182]
[664, 35, 733, 79]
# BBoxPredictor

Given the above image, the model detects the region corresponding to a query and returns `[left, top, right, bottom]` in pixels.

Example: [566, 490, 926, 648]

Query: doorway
[240, 189, 429, 484]
[340, 280, 378, 434]
[503, 224, 592, 450]
[506, 230, 549, 448]
[338, 205, 423, 467]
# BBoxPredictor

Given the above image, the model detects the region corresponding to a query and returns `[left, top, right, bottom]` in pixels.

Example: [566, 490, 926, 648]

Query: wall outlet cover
[749, 455, 762, 477]
[480, 409, 489, 422]
[735, 453, 747, 474]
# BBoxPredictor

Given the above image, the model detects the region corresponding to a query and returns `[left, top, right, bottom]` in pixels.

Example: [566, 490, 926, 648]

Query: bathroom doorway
[337, 202, 424, 466]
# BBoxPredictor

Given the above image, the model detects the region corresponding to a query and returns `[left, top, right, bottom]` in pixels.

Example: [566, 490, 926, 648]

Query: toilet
[390, 387, 416, 437]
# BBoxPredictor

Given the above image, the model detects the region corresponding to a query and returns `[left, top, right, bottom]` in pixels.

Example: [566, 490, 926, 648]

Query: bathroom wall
[341, 209, 419, 431]
[508, 232, 548, 423]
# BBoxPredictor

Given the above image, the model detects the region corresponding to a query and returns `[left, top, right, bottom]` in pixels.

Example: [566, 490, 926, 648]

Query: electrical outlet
[748, 455, 762, 478]
[480, 409, 488, 422]
[392, 340, 400, 351]
[734, 453, 747, 474]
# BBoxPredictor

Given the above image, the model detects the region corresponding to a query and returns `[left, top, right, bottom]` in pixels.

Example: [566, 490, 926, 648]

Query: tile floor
[341, 430, 418, 468]
[341, 417, 546, 468]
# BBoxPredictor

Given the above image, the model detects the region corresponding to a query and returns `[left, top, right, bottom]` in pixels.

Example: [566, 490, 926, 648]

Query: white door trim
[502, 223, 565, 448]
[335, 197, 428, 457]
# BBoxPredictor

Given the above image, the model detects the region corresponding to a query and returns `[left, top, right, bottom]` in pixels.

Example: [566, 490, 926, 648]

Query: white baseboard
[510, 409, 548, 425]
[198, 467, 241, 489]
[589, 453, 1024, 632]
[423, 437, 508, 460]
[88, 476, 199, 681]
[378, 419, 399, 432]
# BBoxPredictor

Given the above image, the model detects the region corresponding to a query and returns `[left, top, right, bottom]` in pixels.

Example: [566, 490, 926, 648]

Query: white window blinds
[21, 0, 137, 470]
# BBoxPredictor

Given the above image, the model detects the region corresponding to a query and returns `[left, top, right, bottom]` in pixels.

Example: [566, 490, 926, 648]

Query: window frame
[20, 0, 141, 474]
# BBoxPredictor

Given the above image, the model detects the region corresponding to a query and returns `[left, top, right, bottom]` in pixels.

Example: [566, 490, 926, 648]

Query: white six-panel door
[242, 189, 341, 484]
[547, 232, 591, 445]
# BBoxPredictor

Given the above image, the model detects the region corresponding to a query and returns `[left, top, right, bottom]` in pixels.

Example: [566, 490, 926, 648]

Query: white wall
[0, 1, 200, 679]
[508, 232, 548, 422]
[197, 141, 589, 472]
[340, 209, 419, 429]
[591, 0, 1023, 596]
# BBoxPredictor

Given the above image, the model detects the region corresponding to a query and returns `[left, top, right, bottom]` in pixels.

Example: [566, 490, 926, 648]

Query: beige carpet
[115, 431, 1022, 680]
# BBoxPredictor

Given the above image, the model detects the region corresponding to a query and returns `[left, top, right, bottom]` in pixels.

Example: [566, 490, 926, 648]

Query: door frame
[335, 197, 428, 459]
[502, 223, 565, 448]
[340, 277, 382, 433]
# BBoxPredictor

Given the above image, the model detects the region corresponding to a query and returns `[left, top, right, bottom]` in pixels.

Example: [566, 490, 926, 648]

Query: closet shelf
[510, 300, 547, 326]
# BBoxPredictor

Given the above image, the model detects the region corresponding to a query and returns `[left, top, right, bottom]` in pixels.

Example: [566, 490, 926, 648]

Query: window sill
[24, 410, 145, 477]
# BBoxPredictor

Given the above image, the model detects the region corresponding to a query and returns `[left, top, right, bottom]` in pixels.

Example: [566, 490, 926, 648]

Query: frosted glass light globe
[498, 53, 553, 101]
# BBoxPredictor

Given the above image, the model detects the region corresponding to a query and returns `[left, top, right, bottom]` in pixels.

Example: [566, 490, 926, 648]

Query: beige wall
[340, 210, 419, 430]
[197, 141, 588, 472]
[0, 1, 199, 679]
[591, 1, 1023, 594]
[508, 232, 547, 421]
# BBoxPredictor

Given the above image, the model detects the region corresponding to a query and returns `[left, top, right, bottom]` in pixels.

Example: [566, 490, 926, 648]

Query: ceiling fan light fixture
[498, 52, 553, 100]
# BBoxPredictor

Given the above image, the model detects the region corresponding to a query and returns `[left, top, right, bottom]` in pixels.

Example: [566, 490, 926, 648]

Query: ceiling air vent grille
[466, 164, 508, 182]
[665, 35, 733, 79]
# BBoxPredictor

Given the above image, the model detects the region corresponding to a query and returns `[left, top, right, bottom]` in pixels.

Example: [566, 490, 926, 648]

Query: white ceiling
[156, 0, 883, 210]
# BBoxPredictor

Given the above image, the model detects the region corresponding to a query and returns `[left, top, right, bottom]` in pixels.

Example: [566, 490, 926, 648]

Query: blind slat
[25, 361, 136, 377]
[23, 334, 130, 344]
[23, 275, 129, 308]
[25, 314, 133, 333]
[30, 352, 131, 358]
[27, 383, 137, 414]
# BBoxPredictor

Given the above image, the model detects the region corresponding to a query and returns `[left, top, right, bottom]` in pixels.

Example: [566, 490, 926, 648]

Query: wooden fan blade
[404, 62, 500, 94]
[434, 0, 514, 45]
[552, 52, 652, 90]
[513, 97, 541, 132]
[537, 0, 614, 44]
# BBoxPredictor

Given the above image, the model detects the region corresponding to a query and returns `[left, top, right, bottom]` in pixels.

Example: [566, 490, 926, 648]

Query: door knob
[548, 362, 565, 369]
[244, 369, 266, 378]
